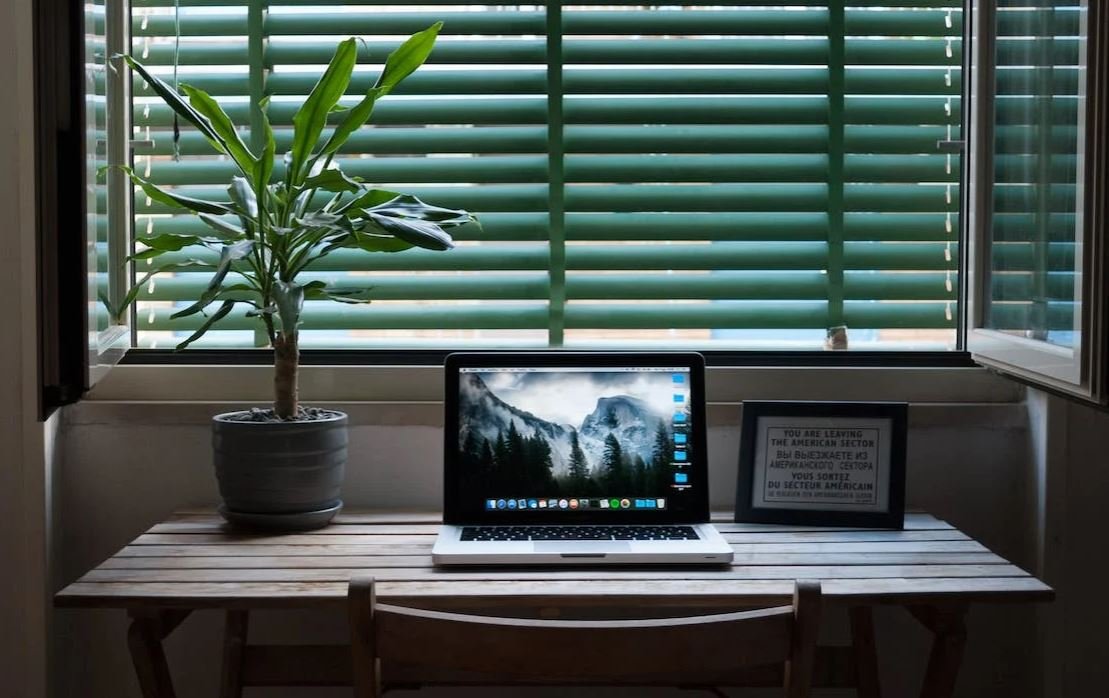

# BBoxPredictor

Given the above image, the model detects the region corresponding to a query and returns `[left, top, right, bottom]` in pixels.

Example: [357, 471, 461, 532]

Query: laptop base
[433, 523, 734, 566]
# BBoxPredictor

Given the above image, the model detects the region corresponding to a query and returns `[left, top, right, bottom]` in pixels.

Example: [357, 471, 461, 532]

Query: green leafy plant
[107, 25, 477, 419]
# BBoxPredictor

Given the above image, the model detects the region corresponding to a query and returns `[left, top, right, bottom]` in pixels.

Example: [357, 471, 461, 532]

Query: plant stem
[273, 331, 299, 418]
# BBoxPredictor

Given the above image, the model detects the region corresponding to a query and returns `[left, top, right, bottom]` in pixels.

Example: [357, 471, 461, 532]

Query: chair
[347, 576, 821, 697]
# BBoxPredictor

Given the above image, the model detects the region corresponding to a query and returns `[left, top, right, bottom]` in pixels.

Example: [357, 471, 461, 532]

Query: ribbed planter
[212, 410, 348, 531]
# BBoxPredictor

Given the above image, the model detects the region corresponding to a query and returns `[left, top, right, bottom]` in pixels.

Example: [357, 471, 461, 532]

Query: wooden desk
[55, 510, 1052, 698]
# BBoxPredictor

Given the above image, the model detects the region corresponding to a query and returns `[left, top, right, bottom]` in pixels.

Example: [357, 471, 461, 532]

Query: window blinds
[125, 2, 963, 350]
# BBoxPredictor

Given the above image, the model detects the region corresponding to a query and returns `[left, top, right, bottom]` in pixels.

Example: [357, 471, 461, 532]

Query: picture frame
[735, 401, 907, 529]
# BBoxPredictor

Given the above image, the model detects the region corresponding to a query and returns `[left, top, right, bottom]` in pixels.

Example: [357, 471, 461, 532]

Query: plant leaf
[98, 289, 121, 323]
[253, 96, 276, 189]
[362, 213, 454, 251]
[180, 83, 255, 176]
[365, 194, 476, 227]
[376, 23, 442, 92]
[175, 300, 237, 350]
[297, 211, 344, 228]
[324, 288, 375, 304]
[169, 241, 254, 319]
[227, 176, 259, 219]
[272, 280, 305, 337]
[311, 24, 441, 163]
[302, 167, 363, 193]
[288, 38, 358, 185]
[130, 248, 173, 262]
[335, 187, 402, 215]
[351, 231, 415, 253]
[120, 55, 230, 157]
[316, 87, 385, 160]
[245, 305, 278, 318]
[215, 283, 260, 303]
[301, 280, 372, 304]
[299, 280, 329, 300]
[129, 233, 209, 261]
[198, 213, 246, 239]
[121, 166, 236, 215]
[322, 191, 346, 213]
[120, 259, 215, 316]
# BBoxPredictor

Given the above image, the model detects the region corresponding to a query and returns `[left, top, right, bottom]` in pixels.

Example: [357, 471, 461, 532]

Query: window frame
[99, 0, 994, 404]
[62, 2, 1109, 413]
[964, 0, 1109, 405]
[118, 1, 971, 363]
[92, 0, 135, 385]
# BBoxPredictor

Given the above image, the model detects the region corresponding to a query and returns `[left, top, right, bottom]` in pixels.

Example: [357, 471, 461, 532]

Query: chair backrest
[348, 576, 821, 697]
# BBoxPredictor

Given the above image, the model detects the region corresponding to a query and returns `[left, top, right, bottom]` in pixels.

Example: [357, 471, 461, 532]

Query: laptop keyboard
[460, 525, 700, 542]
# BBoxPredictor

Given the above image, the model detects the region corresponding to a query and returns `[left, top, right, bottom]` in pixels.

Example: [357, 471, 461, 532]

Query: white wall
[1026, 391, 1109, 697]
[54, 396, 1041, 698]
[0, 0, 54, 696]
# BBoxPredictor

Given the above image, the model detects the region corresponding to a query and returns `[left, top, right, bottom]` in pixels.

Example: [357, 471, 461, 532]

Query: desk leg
[220, 610, 250, 698]
[127, 610, 190, 698]
[908, 605, 968, 698]
[849, 606, 882, 698]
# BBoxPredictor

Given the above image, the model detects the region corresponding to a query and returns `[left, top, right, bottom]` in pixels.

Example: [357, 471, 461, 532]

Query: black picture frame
[735, 401, 907, 529]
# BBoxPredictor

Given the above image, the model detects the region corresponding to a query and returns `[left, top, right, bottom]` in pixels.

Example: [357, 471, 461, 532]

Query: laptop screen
[444, 354, 708, 523]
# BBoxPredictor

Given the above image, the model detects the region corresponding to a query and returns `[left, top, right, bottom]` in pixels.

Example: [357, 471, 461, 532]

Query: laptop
[432, 352, 734, 565]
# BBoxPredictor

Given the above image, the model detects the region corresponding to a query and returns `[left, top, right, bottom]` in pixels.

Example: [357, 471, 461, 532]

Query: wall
[53, 391, 1041, 698]
[1027, 390, 1109, 697]
[0, 0, 54, 696]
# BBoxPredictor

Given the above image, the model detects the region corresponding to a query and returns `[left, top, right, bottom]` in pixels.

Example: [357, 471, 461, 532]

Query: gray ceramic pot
[212, 410, 348, 530]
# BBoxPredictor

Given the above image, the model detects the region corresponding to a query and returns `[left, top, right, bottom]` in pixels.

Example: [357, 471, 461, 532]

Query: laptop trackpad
[534, 541, 632, 554]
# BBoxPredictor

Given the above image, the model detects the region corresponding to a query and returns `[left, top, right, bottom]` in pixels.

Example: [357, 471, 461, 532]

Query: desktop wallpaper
[456, 369, 691, 505]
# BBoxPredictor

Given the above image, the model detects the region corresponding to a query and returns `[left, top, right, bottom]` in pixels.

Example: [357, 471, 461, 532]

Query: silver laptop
[432, 352, 734, 565]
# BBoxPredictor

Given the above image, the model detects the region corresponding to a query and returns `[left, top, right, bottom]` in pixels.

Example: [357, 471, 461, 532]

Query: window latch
[936, 139, 965, 153]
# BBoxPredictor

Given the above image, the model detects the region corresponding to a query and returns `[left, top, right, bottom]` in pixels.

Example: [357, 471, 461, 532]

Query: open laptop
[432, 352, 734, 565]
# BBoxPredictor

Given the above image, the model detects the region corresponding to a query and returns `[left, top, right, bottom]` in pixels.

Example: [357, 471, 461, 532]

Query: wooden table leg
[127, 610, 190, 698]
[849, 606, 882, 698]
[908, 604, 968, 698]
[220, 610, 250, 698]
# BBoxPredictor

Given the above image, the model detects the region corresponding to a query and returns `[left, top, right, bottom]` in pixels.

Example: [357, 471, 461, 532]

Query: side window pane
[88, 0, 109, 337]
[987, 1, 1085, 347]
[87, 0, 130, 382]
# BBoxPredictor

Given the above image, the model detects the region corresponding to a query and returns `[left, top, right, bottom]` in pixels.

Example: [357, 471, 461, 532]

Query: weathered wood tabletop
[54, 510, 1053, 698]
[56, 510, 1051, 609]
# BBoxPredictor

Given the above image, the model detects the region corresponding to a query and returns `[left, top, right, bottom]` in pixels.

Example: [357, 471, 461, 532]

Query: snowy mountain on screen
[458, 372, 577, 473]
[458, 373, 668, 476]
[579, 395, 665, 466]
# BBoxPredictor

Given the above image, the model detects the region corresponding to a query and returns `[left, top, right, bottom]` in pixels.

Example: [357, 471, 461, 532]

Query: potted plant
[106, 24, 477, 530]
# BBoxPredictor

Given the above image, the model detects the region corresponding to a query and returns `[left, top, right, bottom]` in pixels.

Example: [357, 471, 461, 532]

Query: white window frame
[80, 1, 1106, 411]
[965, 0, 1109, 404]
[88, 0, 132, 386]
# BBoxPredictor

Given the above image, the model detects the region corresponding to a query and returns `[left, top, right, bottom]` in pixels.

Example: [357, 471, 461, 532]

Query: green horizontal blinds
[130, 1, 552, 347]
[125, 1, 963, 349]
[559, 2, 962, 346]
[844, 1, 962, 342]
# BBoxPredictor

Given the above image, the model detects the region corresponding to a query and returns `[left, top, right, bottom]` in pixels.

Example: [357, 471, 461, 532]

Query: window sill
[86, 363, 1022, 405]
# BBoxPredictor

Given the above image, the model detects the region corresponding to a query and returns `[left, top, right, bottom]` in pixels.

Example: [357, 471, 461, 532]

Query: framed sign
[735, 401, 907, 528]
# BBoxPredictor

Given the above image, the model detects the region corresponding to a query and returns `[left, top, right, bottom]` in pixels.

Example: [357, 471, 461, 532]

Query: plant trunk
[274, 332, 299, 419]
